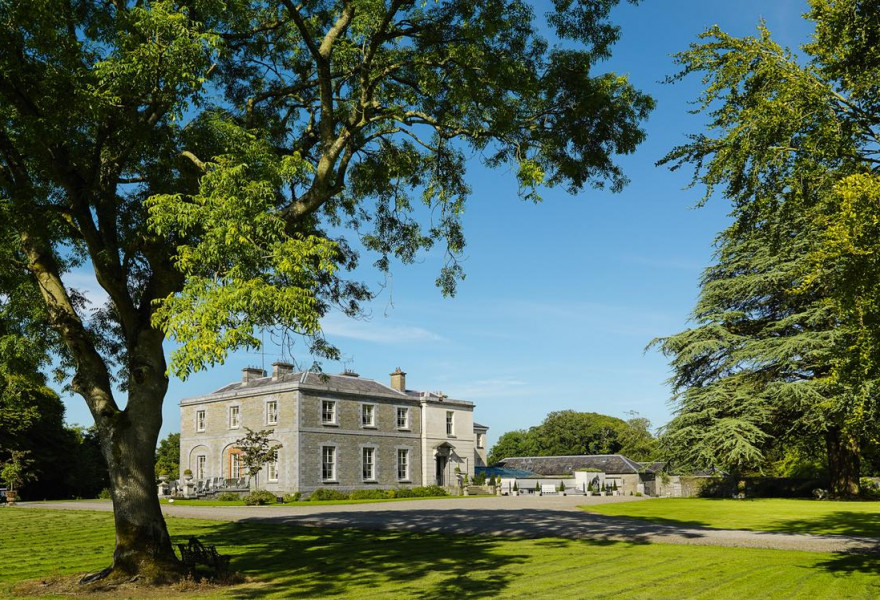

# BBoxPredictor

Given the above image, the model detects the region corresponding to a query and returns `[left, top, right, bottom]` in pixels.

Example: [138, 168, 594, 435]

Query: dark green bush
[349, 489, 387, 500]
[282, 492, 301, 503]
[309, 488, 350, 501]
[217, 492, 241, 501]
[97, 488, 111, 500]
[244, 490, 277, 505]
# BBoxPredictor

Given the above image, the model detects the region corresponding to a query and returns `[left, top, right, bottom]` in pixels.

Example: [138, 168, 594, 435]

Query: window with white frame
[196, 455, 206, 480]
[267, 450, 279, 481]
[229, 405, 241, 429]
[322, 446, 336, 481]
[361, 404, 376, 427]
[396, 406, 409, 429]
[362, 447, 376, 481]
[230, 452, 241, 478]
[196, 410, 206, 432]
[476, 433, 484, 449]
[397, 448, 409, 481]
[321, 400, 337, 425]
[446, 411, 454, 436]
[266, 400, 278, 425]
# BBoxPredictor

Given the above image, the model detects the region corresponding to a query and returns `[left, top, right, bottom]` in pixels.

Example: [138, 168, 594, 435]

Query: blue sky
[58, 0, 815, 449]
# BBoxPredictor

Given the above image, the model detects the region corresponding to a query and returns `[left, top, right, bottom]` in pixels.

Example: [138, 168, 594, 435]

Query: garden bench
[177, 537, 230, 580]
[540, 484, 558, 496]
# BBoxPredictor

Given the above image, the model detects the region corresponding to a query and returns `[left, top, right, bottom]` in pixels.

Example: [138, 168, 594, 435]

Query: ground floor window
[322, 446, 336, 481]
[362, 447, 375, 481]
[230, 450, 242, 478]
[196, 455, 206, 480]
[267, 450, 279, 481]
[397, 449, 409, 481]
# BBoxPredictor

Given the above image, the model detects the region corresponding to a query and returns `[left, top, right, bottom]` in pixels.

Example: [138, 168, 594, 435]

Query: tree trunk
[826, 427, 860, 498]
[82, 399, 181, 584]
[82, 330, 184, 584]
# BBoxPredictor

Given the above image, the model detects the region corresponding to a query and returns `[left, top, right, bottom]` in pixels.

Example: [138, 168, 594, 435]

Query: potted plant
[558, 480, 566, 496]
[183, 468, 193, 480]
[2, 450, 36, 506]
[612, 481, 619, 495]
[512, 481, 519, 496]
[462, 473, 470, 495]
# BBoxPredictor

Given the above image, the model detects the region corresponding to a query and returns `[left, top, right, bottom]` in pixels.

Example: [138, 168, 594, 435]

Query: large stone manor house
[179, 363, 488, 494]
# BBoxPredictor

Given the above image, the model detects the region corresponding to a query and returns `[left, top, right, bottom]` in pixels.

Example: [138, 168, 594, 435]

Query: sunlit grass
[4, 508, 880, 598]
[584, 498, 880, 537]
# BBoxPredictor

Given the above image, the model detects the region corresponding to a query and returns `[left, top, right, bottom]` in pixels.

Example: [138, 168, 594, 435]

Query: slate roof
[637, 461, 666, 474]
[211, 371, 404, 397]
[498, 455, 647, 475]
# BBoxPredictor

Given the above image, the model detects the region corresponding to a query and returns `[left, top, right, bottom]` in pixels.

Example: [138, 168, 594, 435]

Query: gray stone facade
[179, 364, 487, 494]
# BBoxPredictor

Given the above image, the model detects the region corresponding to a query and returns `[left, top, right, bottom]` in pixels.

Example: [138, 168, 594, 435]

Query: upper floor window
[322, 400, 337, 425]
[361, 404, 376, 427]
[396, 407, 409, 429]
[476, 433, 484, 449]
[229, 405, 241, 429]
[362, 447, 376, 481]
[446, 411, 454, 436]
[266, 400, 278, 425]
[196, 410, 206, 432]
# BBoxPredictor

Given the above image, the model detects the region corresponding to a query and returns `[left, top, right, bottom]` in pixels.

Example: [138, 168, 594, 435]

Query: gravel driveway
[22, 495, 880, 554]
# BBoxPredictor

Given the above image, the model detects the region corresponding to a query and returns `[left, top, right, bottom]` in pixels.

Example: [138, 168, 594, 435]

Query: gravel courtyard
[23, 495, 880, 555]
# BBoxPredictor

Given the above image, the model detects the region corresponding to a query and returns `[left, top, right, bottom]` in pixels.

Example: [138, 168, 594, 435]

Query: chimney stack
[242, 367, 266, 383]
[390, 367, 406, 392]
[272, 361, 294, 381]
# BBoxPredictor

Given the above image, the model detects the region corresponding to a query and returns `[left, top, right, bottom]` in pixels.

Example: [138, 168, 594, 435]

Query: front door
[435, 455, 447, 486]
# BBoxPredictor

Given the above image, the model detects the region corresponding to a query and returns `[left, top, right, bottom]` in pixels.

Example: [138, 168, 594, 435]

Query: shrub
[244, 490, 277, 505]
[635, 491, 643, 497]
[513, 481, 519, 492]
[309, 488, 350, 501]
[98, 488, 111, 500]
[860, 478, 880, 500]
[349, 489, 387, 500]
[283, 492, 302, 503]
[558, 481, 566, 492]
[217, 492, 241, 501]
[391, 488, 415, 498]
[412, 485, 447, 497]
[473, 473, 487, 485]
[612, 481, 618, 491]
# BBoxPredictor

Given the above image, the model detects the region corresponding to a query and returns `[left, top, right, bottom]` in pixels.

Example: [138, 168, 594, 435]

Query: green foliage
[1, 450, 36, 491]
[243, 490, 277, 505]
[155, 433, 180, 477]
[655, 0, 880, 494]
[217, 492, 241, 502]
[488, 410, 658, 464]
[234, 428, 282, 488]
[309, 488, 351, 502]
[97, 488, 112, 500]
[0, 0, 651, 570]
[282, 492, 302, 503]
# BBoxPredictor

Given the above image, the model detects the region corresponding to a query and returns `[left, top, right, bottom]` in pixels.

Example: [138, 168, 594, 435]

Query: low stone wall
[662, 476, 826, 498]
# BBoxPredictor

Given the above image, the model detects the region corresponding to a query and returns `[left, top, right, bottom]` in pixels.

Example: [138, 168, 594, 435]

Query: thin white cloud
[321, 315, 446, 345]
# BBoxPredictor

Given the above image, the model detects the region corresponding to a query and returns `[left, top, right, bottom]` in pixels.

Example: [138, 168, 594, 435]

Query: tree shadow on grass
[775, 511, 880, 538]
[175, 520, 528, 599]
[809, 552, 880, 577]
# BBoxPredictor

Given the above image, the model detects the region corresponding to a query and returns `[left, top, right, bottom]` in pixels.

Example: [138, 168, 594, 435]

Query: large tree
[0, 0, 651, 581]
[656, 0, 880, 496]
[488, 410, 658, 465]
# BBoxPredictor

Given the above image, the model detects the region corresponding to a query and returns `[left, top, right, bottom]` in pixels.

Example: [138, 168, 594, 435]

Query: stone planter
[6, 490, 18, 506]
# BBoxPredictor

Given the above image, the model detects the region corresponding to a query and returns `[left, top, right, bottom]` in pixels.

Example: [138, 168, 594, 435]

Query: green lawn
[584, 498, 880, 537]
[4, 508, 880, 599]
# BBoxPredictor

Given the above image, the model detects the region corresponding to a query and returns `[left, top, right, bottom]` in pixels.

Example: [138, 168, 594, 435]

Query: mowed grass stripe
[5, 509, 880, 599]
[585, 498, 880, 537]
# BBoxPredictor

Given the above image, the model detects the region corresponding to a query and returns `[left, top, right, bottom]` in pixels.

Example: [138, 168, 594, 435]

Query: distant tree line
[487, 410, 658, 466]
